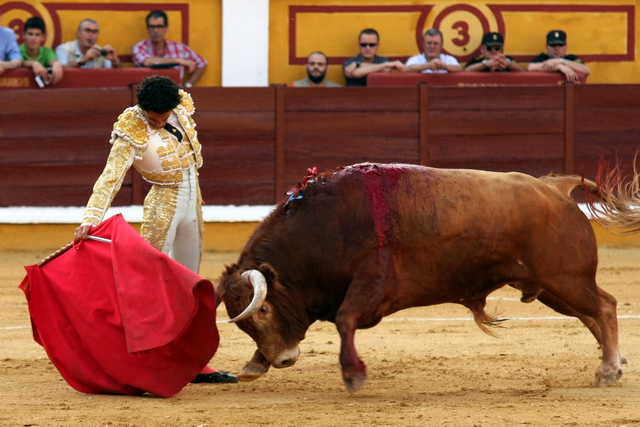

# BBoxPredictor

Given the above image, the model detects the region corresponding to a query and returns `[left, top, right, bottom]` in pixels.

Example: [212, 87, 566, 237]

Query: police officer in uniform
[528, 30, 591, 82]
[464, 32, 525, 72]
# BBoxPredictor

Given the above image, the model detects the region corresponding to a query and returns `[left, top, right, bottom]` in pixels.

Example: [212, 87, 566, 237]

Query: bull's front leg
[238, 349, 271, 382]
[335, 310, 367, 392]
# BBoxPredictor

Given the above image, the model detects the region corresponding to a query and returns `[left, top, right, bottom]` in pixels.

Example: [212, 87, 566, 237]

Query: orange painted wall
[273, 0, 639, 86]
[0, 0, 222, 86]
[1, 1, 638, 86]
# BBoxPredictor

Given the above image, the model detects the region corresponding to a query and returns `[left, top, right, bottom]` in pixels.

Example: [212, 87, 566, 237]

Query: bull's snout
[272, 347, 300, 368]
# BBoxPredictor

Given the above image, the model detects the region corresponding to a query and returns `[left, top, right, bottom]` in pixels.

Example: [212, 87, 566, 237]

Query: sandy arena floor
[1, 245, 640, 427]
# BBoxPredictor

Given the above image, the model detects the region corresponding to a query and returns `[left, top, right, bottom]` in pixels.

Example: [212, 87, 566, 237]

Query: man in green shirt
[20, 16, 63, 85]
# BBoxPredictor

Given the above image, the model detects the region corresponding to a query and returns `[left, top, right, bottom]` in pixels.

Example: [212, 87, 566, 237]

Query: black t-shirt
[342, 54, 390, 87]
[464, 55, 517, 72]
[530, 53, 584, 64]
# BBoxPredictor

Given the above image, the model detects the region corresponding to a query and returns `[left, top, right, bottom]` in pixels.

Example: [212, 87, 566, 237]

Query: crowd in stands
[298, 27, 590, 87]
[1, 9, 589, 88]
[0, 10, 206, 87]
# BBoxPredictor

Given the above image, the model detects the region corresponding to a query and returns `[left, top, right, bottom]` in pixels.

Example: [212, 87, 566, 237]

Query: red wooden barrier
[367, 72, 586, 86]
[1, 84, 638, 208]
[0, 67, 181, 90]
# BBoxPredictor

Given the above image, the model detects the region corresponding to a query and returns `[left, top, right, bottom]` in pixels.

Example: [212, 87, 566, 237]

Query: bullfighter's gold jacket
[81, 90, 203, 238]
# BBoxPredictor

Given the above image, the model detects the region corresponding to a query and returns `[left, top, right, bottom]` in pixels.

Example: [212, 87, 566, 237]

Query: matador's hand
[74, 224, 92, 243]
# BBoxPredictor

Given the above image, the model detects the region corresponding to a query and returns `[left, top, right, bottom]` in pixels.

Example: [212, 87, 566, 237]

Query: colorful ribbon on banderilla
[284, 167, 318, 209]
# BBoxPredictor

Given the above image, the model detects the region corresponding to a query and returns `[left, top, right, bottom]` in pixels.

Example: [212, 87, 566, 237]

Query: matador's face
[143, 110, 171, 129]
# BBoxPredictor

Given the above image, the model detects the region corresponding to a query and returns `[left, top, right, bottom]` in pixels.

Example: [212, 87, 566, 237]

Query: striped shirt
[131, 38, 207, 77]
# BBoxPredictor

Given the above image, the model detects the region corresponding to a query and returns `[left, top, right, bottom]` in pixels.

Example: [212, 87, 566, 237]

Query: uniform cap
[547, 30, 567, 45]
[482, 32, 504, 46]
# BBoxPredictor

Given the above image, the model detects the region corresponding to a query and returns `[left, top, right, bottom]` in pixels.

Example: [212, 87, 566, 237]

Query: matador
[79, 85, 203, 272]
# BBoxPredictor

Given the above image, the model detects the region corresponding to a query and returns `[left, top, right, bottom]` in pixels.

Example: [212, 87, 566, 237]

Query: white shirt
[405, 53, 460, 73]
[55, 40, 112, 68]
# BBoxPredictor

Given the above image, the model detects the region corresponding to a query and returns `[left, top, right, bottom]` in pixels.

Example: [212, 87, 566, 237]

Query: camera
[98, 48, 108, 56]
[34, 68, 53, 88]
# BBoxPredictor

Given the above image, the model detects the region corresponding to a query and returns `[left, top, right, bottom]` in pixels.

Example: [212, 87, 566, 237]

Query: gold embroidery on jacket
[140, 185, 179, 250]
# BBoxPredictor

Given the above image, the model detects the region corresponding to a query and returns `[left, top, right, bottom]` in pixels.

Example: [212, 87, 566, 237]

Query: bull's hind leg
[536, 290, 604, 345]
[537, 283, 623, 386]
[537, 291, 627, 365]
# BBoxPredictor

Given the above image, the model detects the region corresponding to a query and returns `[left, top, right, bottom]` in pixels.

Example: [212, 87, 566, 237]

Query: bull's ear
[215, 287, 224, 307]
[257, 263, 277, 283]
[224, 263, 239, 275]
[258, 263, 284, 291]
[214, 264, 236, 307]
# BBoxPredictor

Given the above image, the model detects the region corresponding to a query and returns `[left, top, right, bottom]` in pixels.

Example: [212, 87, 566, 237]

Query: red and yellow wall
[1, 0, 638, 86]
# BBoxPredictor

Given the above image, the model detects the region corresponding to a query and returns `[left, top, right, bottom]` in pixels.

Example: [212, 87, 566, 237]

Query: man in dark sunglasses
[464, 32, 524, 72]
[343, 28, 405, 86]
[528, 30, 590, 82]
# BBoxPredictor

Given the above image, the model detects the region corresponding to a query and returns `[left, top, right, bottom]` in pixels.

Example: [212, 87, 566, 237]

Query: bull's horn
[228, 270, 268, 323]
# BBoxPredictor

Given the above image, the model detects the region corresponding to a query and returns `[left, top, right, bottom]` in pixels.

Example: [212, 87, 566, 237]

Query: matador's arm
[82, 138, 136, 226]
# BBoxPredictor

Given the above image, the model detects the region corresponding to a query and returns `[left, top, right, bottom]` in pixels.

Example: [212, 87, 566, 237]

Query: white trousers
[161, 167, 201, 273]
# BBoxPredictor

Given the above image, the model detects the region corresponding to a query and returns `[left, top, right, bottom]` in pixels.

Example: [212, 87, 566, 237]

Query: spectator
[0, 12, 22, 75]
[74, 75, 237, 384]
[132, 10, 207, 87]
[464, 32, 525, 72]
[343, 28, 405, 87]
[405, 28, 462, 73]
[528, 30, 590, 82]
[294, 52, 341, 87]
[55, 19, 122, 68]
[20, 17, 63, 85]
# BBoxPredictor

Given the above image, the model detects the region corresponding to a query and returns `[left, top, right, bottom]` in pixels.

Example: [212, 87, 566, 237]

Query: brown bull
[215, 163, 639, 392]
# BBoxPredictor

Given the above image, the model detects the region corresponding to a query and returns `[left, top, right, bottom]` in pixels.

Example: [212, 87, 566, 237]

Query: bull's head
[216, 263, 303, 379]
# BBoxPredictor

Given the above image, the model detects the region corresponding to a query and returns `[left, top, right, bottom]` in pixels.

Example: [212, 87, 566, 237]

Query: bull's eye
[260, 307, 267, 313]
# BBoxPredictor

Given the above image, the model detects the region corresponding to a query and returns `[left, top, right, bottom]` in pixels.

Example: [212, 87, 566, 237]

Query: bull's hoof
[343, 374, 366, 393]
[237, 362, 270, 382]
[593, 369, 623, 387]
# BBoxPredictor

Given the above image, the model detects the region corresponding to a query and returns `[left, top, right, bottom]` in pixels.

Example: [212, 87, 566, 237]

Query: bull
[215, 163, 639, 392]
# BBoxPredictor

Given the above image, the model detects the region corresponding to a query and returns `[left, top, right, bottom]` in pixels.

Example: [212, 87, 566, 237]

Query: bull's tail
[540, 162, 640, 236]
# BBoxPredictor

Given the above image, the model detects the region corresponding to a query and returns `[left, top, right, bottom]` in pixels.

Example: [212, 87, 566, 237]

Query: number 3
[451, 21, 470, 47]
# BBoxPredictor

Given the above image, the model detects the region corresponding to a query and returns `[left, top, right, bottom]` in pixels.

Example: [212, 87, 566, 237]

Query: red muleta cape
[19, 214, 219, 397]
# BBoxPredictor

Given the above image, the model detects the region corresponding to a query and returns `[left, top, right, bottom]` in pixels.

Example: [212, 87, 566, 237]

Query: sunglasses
[359, 43, 377, 48]
[484, 45, 502, 51]
[549, 43, 566, 47]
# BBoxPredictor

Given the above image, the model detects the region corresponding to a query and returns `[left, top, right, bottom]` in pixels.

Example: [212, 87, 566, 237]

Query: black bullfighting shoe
[191, 371, 238, 384]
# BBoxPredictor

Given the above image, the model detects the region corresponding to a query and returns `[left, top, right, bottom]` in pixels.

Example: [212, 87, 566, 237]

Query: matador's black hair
[137, 75, 182, 113]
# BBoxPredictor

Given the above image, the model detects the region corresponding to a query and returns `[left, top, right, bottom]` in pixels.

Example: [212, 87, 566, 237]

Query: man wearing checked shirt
[132, 10, 207, 87]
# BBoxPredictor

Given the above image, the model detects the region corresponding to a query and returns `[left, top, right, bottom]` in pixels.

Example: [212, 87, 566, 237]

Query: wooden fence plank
[427, 86, 565, 110]
[427, 110, 565, 135]
[189, 87, 275, 111]
[285, 87, 419, 111]
[285, 111, 419, 137]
